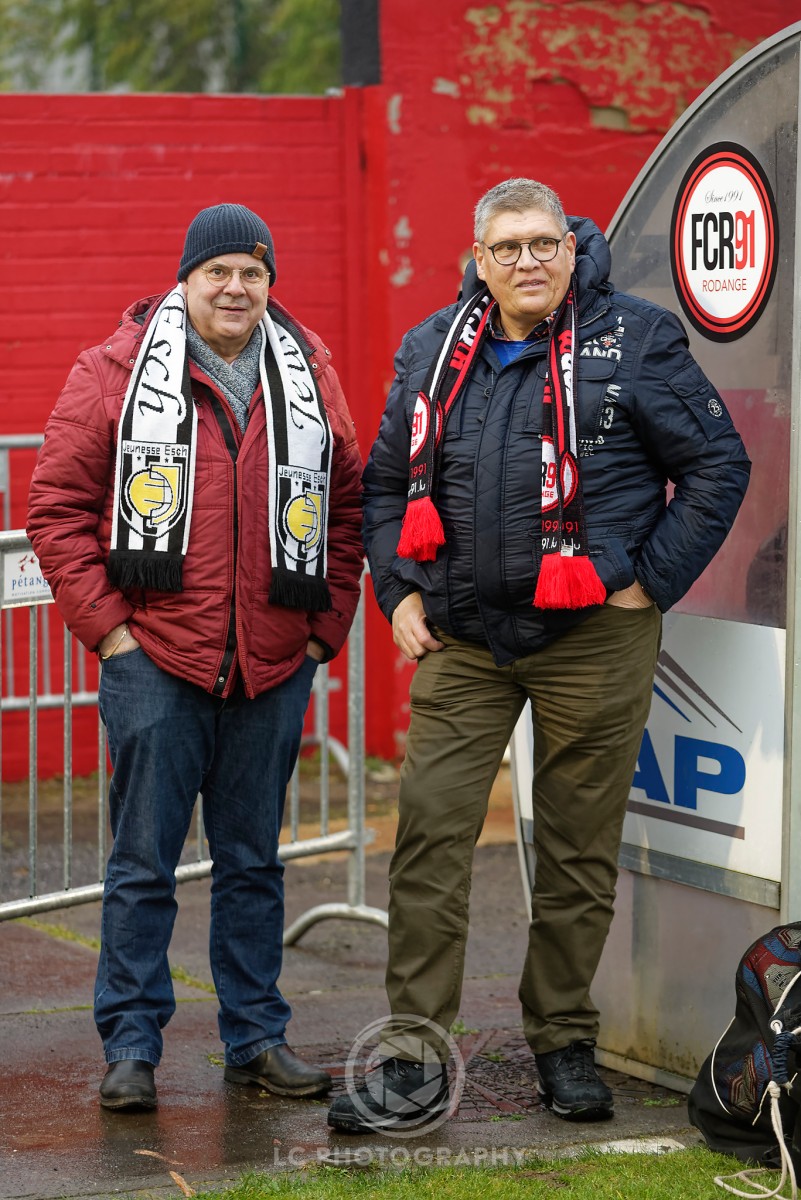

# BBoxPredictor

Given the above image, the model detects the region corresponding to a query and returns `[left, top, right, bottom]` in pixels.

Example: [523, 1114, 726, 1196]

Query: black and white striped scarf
[108, 287, 332, 611]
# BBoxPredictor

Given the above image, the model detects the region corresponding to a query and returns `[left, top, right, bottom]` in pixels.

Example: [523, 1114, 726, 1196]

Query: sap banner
[624, 612, 783, 881]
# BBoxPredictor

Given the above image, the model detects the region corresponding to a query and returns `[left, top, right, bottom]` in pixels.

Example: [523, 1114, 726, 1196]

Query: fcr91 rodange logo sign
[670, 142, 778, 342]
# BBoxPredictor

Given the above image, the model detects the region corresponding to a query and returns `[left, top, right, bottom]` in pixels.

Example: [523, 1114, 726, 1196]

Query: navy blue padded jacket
[363, 216, 751, 666]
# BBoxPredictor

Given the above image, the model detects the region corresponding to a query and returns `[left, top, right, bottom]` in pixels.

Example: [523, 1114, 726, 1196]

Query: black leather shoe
[224, 1044, 332, 1097]
[99, 1059, 157, 1110]
[327, 1056, 449, 1134]
[534, 1038, 614, 1121]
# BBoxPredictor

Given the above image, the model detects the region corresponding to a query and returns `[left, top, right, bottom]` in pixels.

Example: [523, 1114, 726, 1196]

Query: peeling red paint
[459, 1, 752, 134]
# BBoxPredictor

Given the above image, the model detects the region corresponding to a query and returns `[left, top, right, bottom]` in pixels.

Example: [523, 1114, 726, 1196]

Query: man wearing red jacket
[27, 203, 364, 1111]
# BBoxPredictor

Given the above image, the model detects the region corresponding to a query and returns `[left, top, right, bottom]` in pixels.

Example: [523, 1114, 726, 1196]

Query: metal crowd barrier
[0, 434, 45, 724]
[0, 529, 388, 940]
[0, 435, 43, 533]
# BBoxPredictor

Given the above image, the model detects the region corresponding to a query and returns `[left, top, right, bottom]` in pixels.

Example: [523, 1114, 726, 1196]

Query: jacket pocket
[524, 361, 547, 433]
[588, 534, 636, 594]
[406, 366, 429, 398]
[527, 356, 619, 443]
[576, 356, 619, 444]
[666, 363, 731, 441]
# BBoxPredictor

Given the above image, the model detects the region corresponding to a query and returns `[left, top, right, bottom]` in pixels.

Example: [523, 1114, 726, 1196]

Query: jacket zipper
[204, 390, 241, 696]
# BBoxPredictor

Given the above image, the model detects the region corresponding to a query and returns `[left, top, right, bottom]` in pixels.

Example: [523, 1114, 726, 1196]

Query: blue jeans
[96, 649, 317, 1067]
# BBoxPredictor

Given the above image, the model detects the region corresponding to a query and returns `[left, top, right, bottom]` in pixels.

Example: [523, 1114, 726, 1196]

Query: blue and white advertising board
[625, 615, 784, 884]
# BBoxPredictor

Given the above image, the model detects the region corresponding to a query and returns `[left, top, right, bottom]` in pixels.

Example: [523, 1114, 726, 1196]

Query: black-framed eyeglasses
[199, 262, 270, 288]
[484, 237, 563, 266]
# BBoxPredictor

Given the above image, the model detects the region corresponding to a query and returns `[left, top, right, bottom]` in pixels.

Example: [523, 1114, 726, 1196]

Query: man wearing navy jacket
[328, 177, 749, 1133]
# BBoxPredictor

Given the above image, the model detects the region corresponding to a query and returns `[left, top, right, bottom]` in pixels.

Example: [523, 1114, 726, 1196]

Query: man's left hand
[605, 581, 654, 609]
[306, 640, 326, 662]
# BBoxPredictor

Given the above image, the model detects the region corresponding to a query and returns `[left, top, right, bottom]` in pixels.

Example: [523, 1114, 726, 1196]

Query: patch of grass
[18, 917, 216, 996]
[187, 1147, 775, 1200]
[643, 1096, 683, 1107]
[449, 1018, 478, 1036]
[481, 1052, 506, 1063]
[365, 755, 397, 772]
[21, 1004, 93, 1014]
[18, 916, 101, 951]
[170, 963, 216, 994]
[296, 748, 350, 778]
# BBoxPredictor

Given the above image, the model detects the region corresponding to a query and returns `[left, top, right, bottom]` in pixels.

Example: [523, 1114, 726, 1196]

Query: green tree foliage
[0, 0, 60, 89]
[259, 0, 341, 94]
[0, 0, 341, 94]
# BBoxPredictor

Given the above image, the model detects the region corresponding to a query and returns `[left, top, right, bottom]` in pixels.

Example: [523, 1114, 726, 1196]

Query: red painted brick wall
[0, 92, 362, 779]
[0, 3, 798, 773]
[2, 94, 356, 461]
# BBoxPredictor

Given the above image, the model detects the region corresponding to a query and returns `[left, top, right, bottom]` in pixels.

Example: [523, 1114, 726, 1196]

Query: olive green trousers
[381, 604, 661, 1061]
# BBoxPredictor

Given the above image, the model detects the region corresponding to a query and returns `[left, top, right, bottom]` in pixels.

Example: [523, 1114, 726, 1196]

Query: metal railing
[0, 529, 387, 940]
[0, 434, 44, 717]
[0, 434, 43, 533]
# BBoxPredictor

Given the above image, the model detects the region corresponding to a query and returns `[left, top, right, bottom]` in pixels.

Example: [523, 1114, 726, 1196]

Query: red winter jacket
[27, 293, 364, 699]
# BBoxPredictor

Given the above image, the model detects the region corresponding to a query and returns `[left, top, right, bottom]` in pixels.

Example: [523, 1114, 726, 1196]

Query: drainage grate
[318, 1029, 683, 1122]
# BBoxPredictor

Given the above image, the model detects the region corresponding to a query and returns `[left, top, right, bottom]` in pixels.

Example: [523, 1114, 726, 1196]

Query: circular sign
[670, 142, 778, 342]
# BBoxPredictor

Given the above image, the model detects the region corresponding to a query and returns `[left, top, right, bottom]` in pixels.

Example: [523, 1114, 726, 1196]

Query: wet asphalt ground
[2, 841, 699, 1200]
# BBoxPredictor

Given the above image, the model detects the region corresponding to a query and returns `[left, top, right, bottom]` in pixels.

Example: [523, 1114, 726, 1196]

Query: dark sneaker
[327, 1056, 449, 1134]
[534, 1038, 614, 1121]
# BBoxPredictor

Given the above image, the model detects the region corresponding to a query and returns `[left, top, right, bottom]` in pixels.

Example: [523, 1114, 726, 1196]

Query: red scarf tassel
[534, 552, 606, 610]
[397, 496, 446, 562]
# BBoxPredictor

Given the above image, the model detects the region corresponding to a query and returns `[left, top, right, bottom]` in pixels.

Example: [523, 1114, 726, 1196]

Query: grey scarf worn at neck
[186, 322, 262, 433]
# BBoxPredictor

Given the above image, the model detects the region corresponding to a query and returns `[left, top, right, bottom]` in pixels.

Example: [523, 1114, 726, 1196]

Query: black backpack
[689, 923, 801, 1176]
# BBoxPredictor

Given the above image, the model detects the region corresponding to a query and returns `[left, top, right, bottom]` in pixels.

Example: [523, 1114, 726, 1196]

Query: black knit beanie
[177, 203, 277, 284]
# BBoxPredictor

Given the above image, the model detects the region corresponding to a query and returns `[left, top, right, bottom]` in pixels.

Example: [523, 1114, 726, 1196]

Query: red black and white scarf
[396, 281, 606, 610]
[108, 287, 332, 611]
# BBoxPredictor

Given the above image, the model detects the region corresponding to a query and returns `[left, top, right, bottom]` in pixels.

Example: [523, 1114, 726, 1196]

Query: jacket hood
[122, 294, 158, 326]
[98, 293, 161, 370]
[568, 214, 611, 297]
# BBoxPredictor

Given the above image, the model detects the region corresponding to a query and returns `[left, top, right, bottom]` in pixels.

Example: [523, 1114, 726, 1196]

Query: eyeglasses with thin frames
[483, 237, 563, 266]
[199, 262, 271, 288]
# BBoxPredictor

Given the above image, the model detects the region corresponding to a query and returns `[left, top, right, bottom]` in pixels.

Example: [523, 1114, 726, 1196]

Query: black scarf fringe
[269, 569, 332, 613]
[107, 553, 184, 593]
